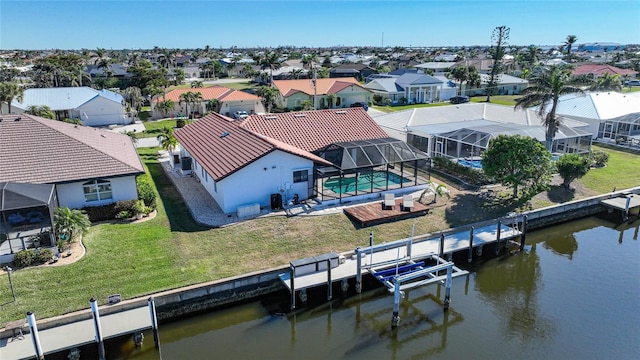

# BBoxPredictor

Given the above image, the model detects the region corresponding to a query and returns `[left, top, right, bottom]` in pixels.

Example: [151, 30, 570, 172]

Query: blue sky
[1, 0, 639, 50]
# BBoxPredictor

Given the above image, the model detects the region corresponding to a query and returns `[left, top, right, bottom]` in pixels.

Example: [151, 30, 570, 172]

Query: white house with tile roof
[175, 108, 431, 213]
[9, 87, 129, 127]
[0, 114, 144, 209]
[272, 78, 372, 110]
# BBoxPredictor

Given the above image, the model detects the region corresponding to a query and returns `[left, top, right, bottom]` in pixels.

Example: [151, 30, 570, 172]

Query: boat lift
[354, 239, 468, 328]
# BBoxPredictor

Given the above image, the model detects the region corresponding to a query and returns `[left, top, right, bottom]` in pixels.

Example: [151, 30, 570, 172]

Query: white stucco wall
[55, 175, 139, 209]
[77, 96, 129, 127]
[193, 151, 314, 213]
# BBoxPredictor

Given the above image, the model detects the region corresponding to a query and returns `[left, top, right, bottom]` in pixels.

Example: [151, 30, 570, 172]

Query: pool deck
[343, 198, 429, 227]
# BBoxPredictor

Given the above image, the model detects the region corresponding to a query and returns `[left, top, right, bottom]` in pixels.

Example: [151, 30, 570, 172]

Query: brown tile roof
[573, 64, 637, 77]
[156, 86, 260, 103]
[238, 108, 389, 152]
[174, 113, 331, 181]
[273, 77, 363, 97]
[0, 114, 144, 184]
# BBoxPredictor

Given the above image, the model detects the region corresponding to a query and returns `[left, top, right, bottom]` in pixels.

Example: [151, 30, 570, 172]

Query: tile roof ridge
[218, 87, 237, 100]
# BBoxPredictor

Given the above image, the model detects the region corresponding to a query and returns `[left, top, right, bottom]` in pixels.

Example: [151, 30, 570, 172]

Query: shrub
[589, 150, 609, 167]
[13, 250, 35, 267]
[432, 157, 491, 185]
[137, 175, 157, 209]
[116, 210, 131, 219]
[35, 248, 53, 264]
[176, 119, 186, 128]
[82, 200, 138, 222]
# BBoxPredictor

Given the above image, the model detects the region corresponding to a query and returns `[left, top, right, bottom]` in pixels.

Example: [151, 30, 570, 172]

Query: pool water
[324, 171, 411, 194]
[458, 159, 483, 169]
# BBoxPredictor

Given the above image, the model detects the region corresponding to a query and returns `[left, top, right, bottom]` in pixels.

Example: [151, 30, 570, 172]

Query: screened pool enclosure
[313, 138, 431, 202]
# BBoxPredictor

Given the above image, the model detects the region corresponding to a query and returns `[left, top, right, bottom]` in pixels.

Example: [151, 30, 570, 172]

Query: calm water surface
[111, 216, 640, 360]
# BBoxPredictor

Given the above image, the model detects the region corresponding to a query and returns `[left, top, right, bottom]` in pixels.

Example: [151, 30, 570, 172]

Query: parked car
[350, 102, 369, 111]
[234, 110, 249, 119]
[624, 80, 640, 87]
[450, 96, 470, 104]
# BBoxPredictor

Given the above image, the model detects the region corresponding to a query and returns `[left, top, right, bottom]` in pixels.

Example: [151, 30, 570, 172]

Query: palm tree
[0, 81, 23, 114]
[260, 52, 281, 86]
[25, 105, 55, 119]
[590, 73, 622, 92]
[54, 207, 91, 245]
[326, 93, 337, 108]
[155, 99, 175, 118]
[206, 99, 220, 113]
[157, 126, 178, 152]
[191, 80, 204, 88]
[514, 65, 584, 151]
[525, 45, 543, 67]
[564, 35, 578, 62]
[450, 66, 468, 94]
[258, 86, 279, 113]
[290, 68, 304, 80]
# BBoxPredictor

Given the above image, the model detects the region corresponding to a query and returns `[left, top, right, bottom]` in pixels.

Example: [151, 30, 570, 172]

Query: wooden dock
[601, 194, 640, 219]
[279, 222, 521, 293]
[0, 306, 152, 360]
[343, 198, 429, 227]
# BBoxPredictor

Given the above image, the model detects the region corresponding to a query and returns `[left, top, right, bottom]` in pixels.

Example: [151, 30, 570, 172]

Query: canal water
[106, 216, 639, 360]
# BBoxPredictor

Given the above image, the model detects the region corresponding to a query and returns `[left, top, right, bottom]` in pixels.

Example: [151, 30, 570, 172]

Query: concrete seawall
[3, 187, 638, 338]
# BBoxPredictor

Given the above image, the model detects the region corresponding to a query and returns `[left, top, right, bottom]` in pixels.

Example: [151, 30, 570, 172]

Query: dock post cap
[27, 311, 33, 316]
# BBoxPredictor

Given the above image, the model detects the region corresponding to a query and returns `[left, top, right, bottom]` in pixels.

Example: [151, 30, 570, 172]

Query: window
[83, 179, 112, 202]
[293, 170, 308, 183]
[336, 97, 341, 106]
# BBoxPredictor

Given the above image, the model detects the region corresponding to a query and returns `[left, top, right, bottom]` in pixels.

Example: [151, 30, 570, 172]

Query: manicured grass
[2, 144, 638, 324]
[371, 102, 453, 113]
[580, 145, 640, 193]
[470, 95, 519, 106]
[141, 119, 179, 138]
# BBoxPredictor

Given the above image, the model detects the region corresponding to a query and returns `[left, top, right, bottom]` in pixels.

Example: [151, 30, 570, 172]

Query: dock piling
[355, 247, 362, 293]
[27, 311, 44, 360]
[468, 227, 474, 263]
[520, 215, 528, 251]
[443, 265, 452, 311]
[369, 232, 373, 247]
[495, 220, 502, 255]
[439, 233, 445, 260]
[90, 298, 106, 360]
[327, 259, 332, 301]
[290, 265, 296, 309]
[148, 297, 161, 349]
[392, 277, 401, 328]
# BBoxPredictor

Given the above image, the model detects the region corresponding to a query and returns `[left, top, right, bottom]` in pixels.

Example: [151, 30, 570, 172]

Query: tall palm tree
[450, 66, 468, 94]
[0, 81, 23, 114]
[191, 80, 204, 88]
[258, 86, 279, 113]
[54, 207, 91, 244]
[260, 52, 281, 86]
[514, 65, 584, 151]
[564, 35, 578, 62]
[157, 126, 177, 152]
[155, 99, 175, 118]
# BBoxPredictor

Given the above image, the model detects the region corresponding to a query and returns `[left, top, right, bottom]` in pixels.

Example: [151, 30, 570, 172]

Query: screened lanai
[597, 112, 640, 145]
[313, 138, 430, 202]
[429, 123, 592, 161]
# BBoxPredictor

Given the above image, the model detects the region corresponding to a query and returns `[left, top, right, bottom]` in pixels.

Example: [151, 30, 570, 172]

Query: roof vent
[14, 117, 21, 121]
[101, 134, 106, 138]
[220, 131, 230, 138]
[335, 111, 347, 114]
[294, 114, 306, 118]
[265, 115, 278, 120]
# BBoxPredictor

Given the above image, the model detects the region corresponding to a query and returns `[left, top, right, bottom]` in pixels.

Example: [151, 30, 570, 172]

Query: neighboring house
[175, 108, 430, 213]
[151, 86, 265, 119]
[85, 64, 133, 78]
[8, 87, 129, 127]
[272, 77, 373, 110]
[415, 62, 456, 74]
[374, 103, 593, 159]
[572, 64, 637, 79]
[0, 114, 144, 209]
[330, 63, 376, 81]
[364, 73, 444, 104]
[453, 59, 494, 74]
[460, 74, 528, 96]
[542, 91, 640, 141]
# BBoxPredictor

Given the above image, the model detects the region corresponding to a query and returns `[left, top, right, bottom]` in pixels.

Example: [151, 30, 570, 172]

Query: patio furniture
[383, 193, 395, 210]
[402, 195, 414, 211]
[7, 213, 26, 225]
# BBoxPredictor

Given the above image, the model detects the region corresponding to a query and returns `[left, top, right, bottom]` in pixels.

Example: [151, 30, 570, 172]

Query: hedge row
[432, 157, 492, 185]
[81, 200, 138, 222]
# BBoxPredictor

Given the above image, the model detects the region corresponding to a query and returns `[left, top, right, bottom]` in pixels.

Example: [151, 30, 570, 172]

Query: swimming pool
[323, 171, 411, 194]
[457, 159, 483, 169]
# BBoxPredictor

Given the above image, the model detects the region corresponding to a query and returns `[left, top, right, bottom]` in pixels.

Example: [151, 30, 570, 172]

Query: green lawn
[371, 102, 455, 113]
[141, 119, 179, 138]
[1, 145, 638, 324]
[580, 145, 640, 193]
[470, 95, 519, 106]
